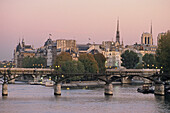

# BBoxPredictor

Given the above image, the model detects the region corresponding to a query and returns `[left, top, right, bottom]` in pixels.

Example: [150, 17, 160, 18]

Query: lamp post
[2, 65, 8, 96]
[54, 65, 61, 95]
[147, 64, 149, 69]
[55, 65, 60, 81]
[152, 64, 154, 69]
[161, 66, 163, 74]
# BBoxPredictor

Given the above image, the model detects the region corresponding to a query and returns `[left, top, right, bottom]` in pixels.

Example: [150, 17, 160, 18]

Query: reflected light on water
[0, 84, 170, 113]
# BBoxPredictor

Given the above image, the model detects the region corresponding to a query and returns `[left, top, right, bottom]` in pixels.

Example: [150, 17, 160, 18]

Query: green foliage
[79, 53, 99, 73]
[121, 50, 139, 69]
[0, 62, 13, 68]
[22, 57, 46, 68]
[135, 62, 143, 69]
[156, 32, 170, 74]
[94, 53, 106, 73]
[142, 53, 157, 69]
[53, 52, 72, 68]
[61, 61, 85, 73]
[53, 60, 85, 81]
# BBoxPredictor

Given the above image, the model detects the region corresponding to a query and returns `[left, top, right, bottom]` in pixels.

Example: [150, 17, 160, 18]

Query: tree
[79, 53, 99, 73]
[121, 50, 139, 69]
[142, 53, 157, 69]
[61, 61, 85, 73]
[156, 32, 170, 74]
[53, 52, 72, 67]
[22, 57, 46, 68]
[94, 53, 106, 73]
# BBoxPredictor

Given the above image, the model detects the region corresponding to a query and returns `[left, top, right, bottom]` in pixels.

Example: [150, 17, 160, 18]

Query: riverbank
[61, 81, 121, 88]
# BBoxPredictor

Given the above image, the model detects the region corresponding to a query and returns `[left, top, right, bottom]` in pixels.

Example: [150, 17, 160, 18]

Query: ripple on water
[0, 84, 170, 113]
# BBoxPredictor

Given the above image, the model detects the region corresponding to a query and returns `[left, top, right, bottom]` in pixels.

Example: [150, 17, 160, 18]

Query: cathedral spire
[122, 37, 124, 46]
[150, 21, 152, 34]
[117, 17, 119, 31]
[49, 34, 52, 39]
[22, 38, 25, 48]
[116, 17, 120, 44]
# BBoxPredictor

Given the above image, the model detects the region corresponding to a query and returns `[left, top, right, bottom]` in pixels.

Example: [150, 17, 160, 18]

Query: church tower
[141, 22, 153, 45]
[116, 18, 120, 44]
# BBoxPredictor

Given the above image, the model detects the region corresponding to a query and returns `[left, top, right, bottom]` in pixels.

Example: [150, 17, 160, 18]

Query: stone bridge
[0, 68, 164, 96]
[106, 68, 160, 83]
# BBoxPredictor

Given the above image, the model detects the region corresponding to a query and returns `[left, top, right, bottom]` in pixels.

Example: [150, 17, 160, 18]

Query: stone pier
[121, 77, 132, 84]
[54, 83, 61, 95]
[8, 75, 15, 84]
[154, 84, 165, 95]
[2, 83, 8, 96]
[104, 83, 113, 95]
[32, 75, 41, 82]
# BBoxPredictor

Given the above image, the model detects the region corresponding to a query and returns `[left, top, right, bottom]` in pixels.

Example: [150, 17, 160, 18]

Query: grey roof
[44, 38, 53, 46]
[77, 44, 90, 51]
[16, 43, 21, 52]
[24, 45, 32, 49]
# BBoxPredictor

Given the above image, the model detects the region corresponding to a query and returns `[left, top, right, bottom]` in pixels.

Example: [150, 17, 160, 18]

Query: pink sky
[0, 0, 170, 60]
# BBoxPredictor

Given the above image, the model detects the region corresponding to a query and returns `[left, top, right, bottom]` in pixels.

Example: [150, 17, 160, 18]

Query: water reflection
[104, 95, 113, 101]
[0, 84, 170, 113]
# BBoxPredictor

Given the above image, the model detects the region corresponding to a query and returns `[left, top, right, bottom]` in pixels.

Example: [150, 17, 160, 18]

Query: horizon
[1, 0, 170, 61]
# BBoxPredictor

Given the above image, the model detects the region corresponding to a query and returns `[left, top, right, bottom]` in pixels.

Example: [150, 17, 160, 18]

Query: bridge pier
[32, 75, 41, 82]
[8, 75, 15, 84]
[2, 83, 8, 96]
[121, 77, 132, 84]
[104, 83, 113, 95]
[54, 83, 61, 95]
[154, 84, 165, 96]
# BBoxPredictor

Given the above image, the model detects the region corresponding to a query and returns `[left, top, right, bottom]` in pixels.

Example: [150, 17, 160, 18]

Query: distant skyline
[1, 0, 170, 60]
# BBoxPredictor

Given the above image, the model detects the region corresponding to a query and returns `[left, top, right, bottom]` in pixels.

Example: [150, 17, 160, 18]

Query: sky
[0, 0, 170, 61]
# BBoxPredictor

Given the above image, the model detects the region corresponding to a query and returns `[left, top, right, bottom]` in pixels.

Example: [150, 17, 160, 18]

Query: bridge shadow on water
[155, 94, 170, 102]
[154, 95, 170, 112]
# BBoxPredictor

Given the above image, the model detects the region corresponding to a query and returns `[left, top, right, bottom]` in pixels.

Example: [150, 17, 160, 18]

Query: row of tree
[121, 50, 157, 69]
[22, 57, 46, 68]
[156, 32, 170, 74]
[22, 52, 106, 74]
[53, 52, 106, 73]
[121, 32, 170, 75]
[22, 32, 170, 75]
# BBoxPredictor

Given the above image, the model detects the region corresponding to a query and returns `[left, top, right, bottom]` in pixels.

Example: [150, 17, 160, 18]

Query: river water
[0, 84, 170, 113]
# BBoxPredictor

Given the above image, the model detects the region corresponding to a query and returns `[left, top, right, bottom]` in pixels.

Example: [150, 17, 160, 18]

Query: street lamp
[161, 66, 163, 74]
[55, 65, 60, 69]
[156, 66, 158, 74]
[152, 64, 154, 69]
[55, 65, 60, 82]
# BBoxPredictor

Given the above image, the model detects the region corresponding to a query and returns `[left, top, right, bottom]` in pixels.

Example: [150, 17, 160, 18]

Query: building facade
[36, 36, 78, 67]
[14, 39, 35, 67]
[141, 32, 153, 45]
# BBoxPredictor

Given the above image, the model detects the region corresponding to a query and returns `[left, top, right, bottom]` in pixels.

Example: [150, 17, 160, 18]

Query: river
[0, 84, 170, 113]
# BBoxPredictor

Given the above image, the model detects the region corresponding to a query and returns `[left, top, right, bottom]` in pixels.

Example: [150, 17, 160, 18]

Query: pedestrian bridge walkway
[0, 68, 165, 97]
[0, 68, 160, 76]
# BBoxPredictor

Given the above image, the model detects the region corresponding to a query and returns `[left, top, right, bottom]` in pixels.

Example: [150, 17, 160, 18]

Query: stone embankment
[61, 81, 121, 88]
